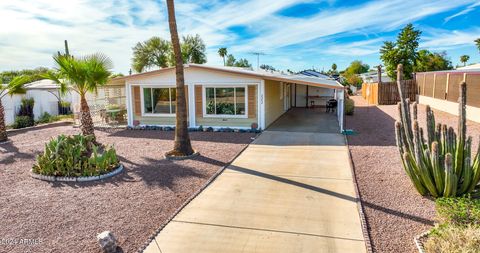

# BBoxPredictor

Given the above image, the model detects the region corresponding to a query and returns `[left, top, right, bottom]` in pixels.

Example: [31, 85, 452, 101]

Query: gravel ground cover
[346, 96, 480, 253]
[0, 123, 254, 253]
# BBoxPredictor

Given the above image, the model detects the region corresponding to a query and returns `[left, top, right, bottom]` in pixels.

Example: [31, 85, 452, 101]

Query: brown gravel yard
[346, 96, 480, 253]
[0, 124, 255, 253]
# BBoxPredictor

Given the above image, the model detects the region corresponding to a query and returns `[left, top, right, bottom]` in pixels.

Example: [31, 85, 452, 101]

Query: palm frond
[42, 70, 69, 96]
[1, 75, 29, 98]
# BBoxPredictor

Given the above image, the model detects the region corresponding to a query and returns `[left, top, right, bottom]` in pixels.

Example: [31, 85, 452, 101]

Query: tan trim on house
[133, 86, 141, 116]
[195, 85, 202, 117]
[248, 85, 257, 119]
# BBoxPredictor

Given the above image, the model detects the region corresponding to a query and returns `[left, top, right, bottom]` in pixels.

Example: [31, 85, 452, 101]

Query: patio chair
[326, 99, 337, 113]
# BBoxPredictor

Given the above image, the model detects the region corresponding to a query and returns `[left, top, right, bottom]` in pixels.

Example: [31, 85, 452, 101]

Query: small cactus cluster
[395, 65, 480, 197]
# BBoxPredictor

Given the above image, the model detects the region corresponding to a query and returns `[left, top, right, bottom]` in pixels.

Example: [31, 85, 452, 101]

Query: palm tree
[181, 34, 207, 64]
[218, 47, 228, 66]
[475, 38, 480, 53]
[166, 0, 194, 156]
[44, 53, 112, 140]
[460, 55, 470, 66]
[132, 37, 171, 73]
[0, 76, 30, 142]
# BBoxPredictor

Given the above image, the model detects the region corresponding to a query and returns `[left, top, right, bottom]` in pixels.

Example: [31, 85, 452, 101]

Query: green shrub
[36, 112, 53, 124]
[13, 115, 34, 129]
[424, 197, 480, 253]
[345, 98, 355, 115]
[18, 97, 34, 118]
[424, 224, 480, 253]
[36, 112, 73, 124]
[32, 135, 119, 177]
[435, 197, 480, 226]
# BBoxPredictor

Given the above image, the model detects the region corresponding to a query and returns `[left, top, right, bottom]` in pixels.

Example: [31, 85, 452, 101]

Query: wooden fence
[416, 71, 480, 107]
[361, 80, 417, 105]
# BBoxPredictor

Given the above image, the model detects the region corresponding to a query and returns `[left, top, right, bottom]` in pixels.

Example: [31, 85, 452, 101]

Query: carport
[262, 74, 345, 133]
[267, 107, 340, 133]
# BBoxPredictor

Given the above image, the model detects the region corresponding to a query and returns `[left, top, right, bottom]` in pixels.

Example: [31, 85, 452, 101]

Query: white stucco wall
[1, 90, 73, 125]
[418, 95, 480, 123]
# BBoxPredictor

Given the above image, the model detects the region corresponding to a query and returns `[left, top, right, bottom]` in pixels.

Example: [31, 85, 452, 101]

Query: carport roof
[111, 64, 345, 90]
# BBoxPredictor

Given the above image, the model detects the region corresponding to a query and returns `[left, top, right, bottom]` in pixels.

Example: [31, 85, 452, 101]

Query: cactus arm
[414, 121, 438, 197]
[431, 142, 444, 195]
[444, 153, 458, 197]
[455, 82, 467, 177]
[459, 157, 472, 195]
[404, 152, 428, 195]
[435, 123, 442, 154]
[467, 137, 480, 193]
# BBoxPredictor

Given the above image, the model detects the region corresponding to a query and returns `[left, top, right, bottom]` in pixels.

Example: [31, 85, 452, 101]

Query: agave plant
[395, 64, 480, 197]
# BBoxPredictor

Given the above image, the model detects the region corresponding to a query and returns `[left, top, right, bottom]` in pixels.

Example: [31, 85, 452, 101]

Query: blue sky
[0, 0, 479, 74]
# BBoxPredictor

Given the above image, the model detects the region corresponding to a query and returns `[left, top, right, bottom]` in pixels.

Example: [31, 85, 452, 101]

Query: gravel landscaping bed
[0, 125, 255, 253]
[346, 96, 480, 253]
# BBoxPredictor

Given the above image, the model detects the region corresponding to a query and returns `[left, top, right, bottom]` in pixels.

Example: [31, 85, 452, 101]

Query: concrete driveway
[144, 130, 366, 253]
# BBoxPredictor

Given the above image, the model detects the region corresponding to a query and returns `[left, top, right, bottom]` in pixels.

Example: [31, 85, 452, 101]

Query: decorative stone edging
[30, 164, 124, 182]
[414, 230, 431, 253]
[344, 135, 374, 253]
[7, 121, 72, 133]
[127, 125, 262, 133]
[164, 151, 200, 160]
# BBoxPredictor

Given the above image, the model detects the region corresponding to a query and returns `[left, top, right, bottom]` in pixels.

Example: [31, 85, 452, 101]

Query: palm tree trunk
[166, 0, 194, 156]
[79, 94, 96, 139]
[0, 100, 7, 142]
[223, 56, 225, 66]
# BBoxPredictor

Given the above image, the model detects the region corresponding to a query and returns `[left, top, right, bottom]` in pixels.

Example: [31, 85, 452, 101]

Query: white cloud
[444, 2, 480, 23]
[421, 28, 480, 50]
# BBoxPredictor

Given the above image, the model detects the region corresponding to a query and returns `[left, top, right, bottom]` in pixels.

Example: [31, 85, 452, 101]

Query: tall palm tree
[0, 76, 30, 142]
[218, 47, 228, 66]
[166, 0, 194, 156]
[44, 53, 112, 140]
[460, 55, 470, 66]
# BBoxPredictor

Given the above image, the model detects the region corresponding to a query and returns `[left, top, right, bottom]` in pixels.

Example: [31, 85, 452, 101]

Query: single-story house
[111, 64, 345, 132]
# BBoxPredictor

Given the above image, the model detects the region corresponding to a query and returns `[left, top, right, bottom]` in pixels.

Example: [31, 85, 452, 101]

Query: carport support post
[259, 80, 265, 130]
[337, 88, 345, 133]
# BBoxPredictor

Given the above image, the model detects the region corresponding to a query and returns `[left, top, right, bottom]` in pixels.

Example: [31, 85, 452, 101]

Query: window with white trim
[143, 87, 176, 114]
[205, 87, 246, 116]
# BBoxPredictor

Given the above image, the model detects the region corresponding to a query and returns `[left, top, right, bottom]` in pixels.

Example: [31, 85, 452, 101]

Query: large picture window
[143, 87, 176, 114]
[205, 87, 246, 116]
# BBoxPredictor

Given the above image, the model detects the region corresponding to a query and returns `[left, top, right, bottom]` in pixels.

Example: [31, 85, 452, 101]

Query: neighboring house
[2, 79, 74, 125]
[360, 71, 392, 83]
[111, 64, 345, 132]
[456, 63, 480, 71]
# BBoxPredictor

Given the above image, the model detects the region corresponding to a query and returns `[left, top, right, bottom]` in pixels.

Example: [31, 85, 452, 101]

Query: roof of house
[112, 64, 344, 90]
[456, 63, 480, 71]
[24, 79, 60, 90]
[297, 70, 331, 79]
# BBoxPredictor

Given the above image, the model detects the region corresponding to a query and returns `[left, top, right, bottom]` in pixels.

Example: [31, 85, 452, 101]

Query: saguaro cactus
[395, 64, 480, 197]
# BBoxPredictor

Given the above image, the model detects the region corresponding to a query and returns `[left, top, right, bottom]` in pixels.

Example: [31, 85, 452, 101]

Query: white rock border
[414, 230, 431, 253]
[31, 164, 124, 182]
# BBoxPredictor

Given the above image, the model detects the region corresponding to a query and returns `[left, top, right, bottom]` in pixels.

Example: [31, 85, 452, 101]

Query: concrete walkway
[144, 131, 366, 253]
